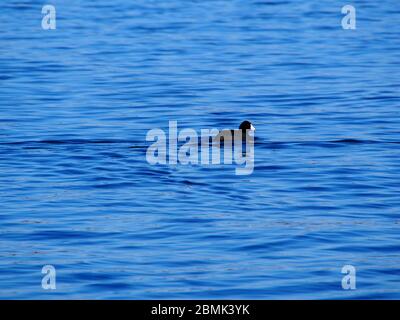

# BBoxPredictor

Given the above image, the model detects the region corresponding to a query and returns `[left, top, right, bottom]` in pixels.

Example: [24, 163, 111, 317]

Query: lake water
[1, 0, 400, 299]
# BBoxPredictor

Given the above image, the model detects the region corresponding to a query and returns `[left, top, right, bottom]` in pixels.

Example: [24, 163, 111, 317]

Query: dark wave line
[329, 139, 380, 144]
[266, 139, 400, 145]
[0, 139, 135, 146]
[0, 138, 399, 147]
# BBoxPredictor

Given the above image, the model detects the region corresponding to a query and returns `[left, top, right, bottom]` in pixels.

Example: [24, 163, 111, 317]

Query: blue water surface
[1, 0, 400, 299]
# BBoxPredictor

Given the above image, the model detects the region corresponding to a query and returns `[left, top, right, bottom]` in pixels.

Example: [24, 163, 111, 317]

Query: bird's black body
[213, 120, 255, 142]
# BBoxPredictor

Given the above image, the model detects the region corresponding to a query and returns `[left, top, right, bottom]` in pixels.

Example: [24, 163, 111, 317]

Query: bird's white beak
[250, 124, 256, 131]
